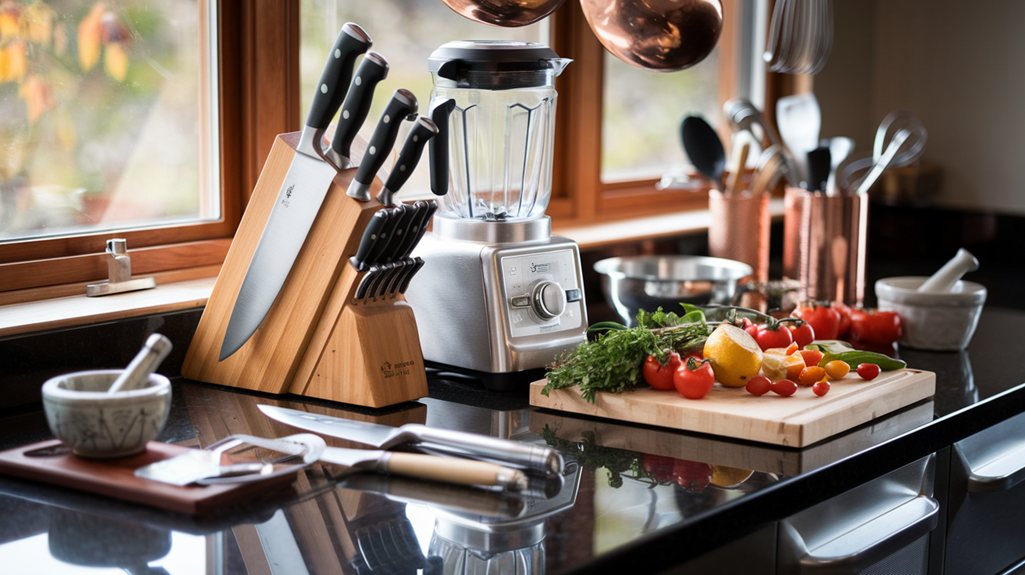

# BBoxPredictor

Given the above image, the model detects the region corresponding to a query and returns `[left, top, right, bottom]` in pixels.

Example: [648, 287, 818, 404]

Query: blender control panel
[500, 248, 584, 338]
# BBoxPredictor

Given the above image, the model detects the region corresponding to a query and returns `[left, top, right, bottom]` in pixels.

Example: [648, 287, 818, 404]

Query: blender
[404, 41, 587, 388]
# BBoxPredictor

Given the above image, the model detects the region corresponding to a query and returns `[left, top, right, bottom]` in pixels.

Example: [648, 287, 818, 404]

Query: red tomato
[673, 356, 715, 399]
[832, 302, 852, 339]
[672, 459, 711, 493]
[856, 362, 881, 381]
[752, 323, 794, 351]
[849, 308, 903, 346]
[812, 380, 831, 397]
[770, 379, 798, 397]
[643, 352, 682, 391]
[746, 375, 772, 396]
[788, 321, 816, 347]
[792, 303, 841, 340]
[641, 454, 676, 483]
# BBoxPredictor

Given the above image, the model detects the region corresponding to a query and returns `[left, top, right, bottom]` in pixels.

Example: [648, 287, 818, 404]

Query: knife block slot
[183, 132, 428, 408]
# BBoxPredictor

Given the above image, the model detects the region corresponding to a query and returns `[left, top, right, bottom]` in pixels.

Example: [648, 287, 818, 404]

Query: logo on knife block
[380, 359, 416, 379]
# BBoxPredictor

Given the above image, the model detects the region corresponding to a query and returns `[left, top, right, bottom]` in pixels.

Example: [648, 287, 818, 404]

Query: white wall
[815, 0, 1025, 215]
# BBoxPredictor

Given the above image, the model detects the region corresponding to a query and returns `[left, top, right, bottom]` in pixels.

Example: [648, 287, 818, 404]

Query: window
[0, 0, 758, 299]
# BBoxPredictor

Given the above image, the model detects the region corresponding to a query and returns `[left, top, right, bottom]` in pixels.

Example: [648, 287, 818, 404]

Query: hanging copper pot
[441, 0, 567, 27]
[579, 0, 723, 71]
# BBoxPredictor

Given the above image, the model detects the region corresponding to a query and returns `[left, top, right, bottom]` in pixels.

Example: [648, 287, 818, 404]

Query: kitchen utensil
[854, 128, 915, 195]
[440, 0, 565, 26]
[797, 188, 868, 304]
[776, 92, 821, 185]
[579, 0, 723, 71]
[764, 0, 833, 75]
[917, 248, 980, 293]
[135, 433, 311, 486]
[837, 112, 927, 193]
[724, 98, 800, 187]
[876, 277, 986, 351]
[404, 41, 586, 383]
[377, 117, 438, 205]
[593, 255, 753, 326]
[806, 145, 831, 193]
[726, 142, 750, 195]
[680, 115, 727, 188]
[107, 333, 172, 393]
[825, 136, 854, 194]
[42, 370, 171, 458]
[326, 51, 389, 169]
[346, 89, 418, 201]
[220, 23, 370, 360]
[751, 145, 785, 195]
[258, 404, 563, 474]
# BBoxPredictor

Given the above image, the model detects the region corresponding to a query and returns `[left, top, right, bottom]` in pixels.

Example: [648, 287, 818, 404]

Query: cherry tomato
[832, 302, 852, 339]
[856, 362, 882, 381]
[641, 454, 676, 484]
[798, 366, 827, 387]
[673, 459, 711, 493]
[746, 375, 772, 396]
[792, 303, 842, 340]
[643, 352, 682, 391]
[812, 380, 831, 397]
[849, 308, 903, 346]
[673, 356, 715, 400]
[788, 321, 816, 347]
[785, 342, 800, 355]
[770, 379, 798, 397]
[751, 323, 794, 351]
[824, 360, 851, 379]
[798, 349, 825, 367]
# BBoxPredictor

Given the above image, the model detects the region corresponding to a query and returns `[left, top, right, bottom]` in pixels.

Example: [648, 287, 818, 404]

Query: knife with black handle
[428, 98, 457, 196]
[360, 205, 401, 269]
[403, 200, 438, 259]
[327, 51, 389, 170]
[398, 257, 425, 294]
[376, 203, 417, 264]
[305, 23, 372, 159]
[347, 89, 418, 201]
[377, 117, 439, 205]
[349, 209, 389, 271]
[390, 200, 429, 260]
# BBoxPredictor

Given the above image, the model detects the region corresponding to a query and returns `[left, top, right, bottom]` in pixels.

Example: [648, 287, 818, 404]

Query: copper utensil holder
[708, 188, 769, 282]
[791, 187, 868, 305]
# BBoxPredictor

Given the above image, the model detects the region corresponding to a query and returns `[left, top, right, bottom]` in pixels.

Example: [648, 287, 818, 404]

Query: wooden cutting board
[529, 368, 936, 447]
[0, 440, 297, 515]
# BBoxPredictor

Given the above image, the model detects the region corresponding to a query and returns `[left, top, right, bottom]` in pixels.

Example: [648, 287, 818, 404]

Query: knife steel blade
[327, 51, 389, 169]
[346, 89, 418, 201]
[258, 404, 563, 474]
[219, 23, 371, 361]
[377, 117, 439, 205]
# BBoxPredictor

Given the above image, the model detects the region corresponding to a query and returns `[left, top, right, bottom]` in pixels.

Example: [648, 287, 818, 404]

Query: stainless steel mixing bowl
[594, 255, 754, 325]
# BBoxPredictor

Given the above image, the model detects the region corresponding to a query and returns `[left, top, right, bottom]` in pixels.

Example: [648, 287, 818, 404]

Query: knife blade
[326, 51, 389, 170]
[428, 98, 456, 196]
[258, 404, 564, 474]
[220, 23, 371, 361]
[377, 117, 439, 205]
[346, 89, 418, 201]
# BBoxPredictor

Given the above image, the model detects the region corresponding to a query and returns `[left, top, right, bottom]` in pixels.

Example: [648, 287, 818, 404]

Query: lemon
[710, 465, 755, 488]
[761, 347, 805, 381]
[702, 324, 763, 388]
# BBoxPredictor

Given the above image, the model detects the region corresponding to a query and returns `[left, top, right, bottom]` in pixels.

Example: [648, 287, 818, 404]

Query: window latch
[86, 239, 157, 297]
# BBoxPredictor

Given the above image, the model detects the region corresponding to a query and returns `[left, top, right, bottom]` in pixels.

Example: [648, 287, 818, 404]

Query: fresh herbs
[542, 304, 712, 402]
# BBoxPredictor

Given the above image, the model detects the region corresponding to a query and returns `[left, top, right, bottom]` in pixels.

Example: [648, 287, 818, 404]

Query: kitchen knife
[390, 200, 429, 259]
[349, 209, 389, 271]
[377, 117, 439, 205]
[428, 98, 457, 196]
[401, 200, 437, 259]
[258, 404, 564, 474]
[346, 89, 418, 201]
[397, 257, 425, 294]
[359, 205, 401, 269]
[326, 51, 389, 170]
[374, 262, 404, 299]
[220, 23, 371, 361]
[364, 262, 395, 299]
[376, 203, 417, 264]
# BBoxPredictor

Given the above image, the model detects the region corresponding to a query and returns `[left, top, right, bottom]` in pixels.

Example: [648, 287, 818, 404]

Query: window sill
[0, 200, 785, 338]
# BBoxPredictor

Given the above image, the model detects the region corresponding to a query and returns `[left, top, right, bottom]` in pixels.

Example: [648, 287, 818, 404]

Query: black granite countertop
[1, 304, 1024, 573]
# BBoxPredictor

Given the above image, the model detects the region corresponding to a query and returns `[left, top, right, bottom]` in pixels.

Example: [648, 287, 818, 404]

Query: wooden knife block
[182, 132, 428, 408]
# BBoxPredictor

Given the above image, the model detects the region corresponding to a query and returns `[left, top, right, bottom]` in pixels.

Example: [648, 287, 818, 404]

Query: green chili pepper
[818, 350, 906, 371]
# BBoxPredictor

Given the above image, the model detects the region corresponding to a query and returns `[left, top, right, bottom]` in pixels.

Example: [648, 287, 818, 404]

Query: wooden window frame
[0, 0, 751, 301]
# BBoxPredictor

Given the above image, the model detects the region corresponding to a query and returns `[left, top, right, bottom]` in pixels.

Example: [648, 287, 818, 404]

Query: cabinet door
[947, 411, 1025, 575]
[662, 522, 777, 575]
[778, 455, 939, 575]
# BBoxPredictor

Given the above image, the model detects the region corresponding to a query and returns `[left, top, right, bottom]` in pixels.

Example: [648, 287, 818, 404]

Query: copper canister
[797, 190, 868, 305]
[708, 189, 769, 282]
[782, 186, 804, 280]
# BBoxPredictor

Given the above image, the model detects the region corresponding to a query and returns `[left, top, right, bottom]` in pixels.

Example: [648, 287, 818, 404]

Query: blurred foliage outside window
[0, 0, 214, 241]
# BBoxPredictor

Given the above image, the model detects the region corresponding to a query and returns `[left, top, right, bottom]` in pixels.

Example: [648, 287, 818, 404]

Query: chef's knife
[350, 209, 389, 271]
[220, 23, 371, 361]
[326, 51, 389, 170]
[346, 89, 418, 201]
[428, 98, 457, 196]
[377, 117, 439, 205]
[258, 404, 564, 474]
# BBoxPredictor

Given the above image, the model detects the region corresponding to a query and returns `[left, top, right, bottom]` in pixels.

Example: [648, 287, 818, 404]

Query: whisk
[764, 0, 834, 75]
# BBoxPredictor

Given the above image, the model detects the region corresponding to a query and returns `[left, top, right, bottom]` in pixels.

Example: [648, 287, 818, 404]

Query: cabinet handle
[794, 495, 939, 573]
[955, 442, 1025, 493]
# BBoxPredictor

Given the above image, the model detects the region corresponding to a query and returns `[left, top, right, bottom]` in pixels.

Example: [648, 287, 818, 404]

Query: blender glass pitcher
[428, 41, 569, 221]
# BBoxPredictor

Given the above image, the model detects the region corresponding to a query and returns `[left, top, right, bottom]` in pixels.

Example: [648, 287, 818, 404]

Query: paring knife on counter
[258, 404, 564, 475]
[220, 23, 371, 361]
[326, 51, 389, 170]
[346, 89, 418, 201]
[377, 117, 439, 205]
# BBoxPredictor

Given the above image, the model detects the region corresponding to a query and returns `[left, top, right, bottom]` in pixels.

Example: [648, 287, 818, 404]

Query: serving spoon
[680, 115, 727, 189]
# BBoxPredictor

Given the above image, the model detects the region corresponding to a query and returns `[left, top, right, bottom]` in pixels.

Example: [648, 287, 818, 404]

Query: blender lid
[429, 40, 570, 89]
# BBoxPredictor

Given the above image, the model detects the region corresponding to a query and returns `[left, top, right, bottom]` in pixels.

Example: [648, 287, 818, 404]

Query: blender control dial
[531, 280, 567, 320]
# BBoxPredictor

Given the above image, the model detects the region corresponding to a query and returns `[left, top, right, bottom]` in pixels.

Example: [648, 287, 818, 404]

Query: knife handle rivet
[320, 83, 328, 94]
[355, 76, 362, 86]
[333, 48, 341, 58]
[369, 146, 377, 155]
[383, 115, 391, 124]
[399, 165, 407, 172]
[342, 109, 350, 119]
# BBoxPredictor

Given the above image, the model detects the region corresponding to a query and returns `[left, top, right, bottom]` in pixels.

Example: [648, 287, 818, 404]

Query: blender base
[425, 361, 546, 392]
